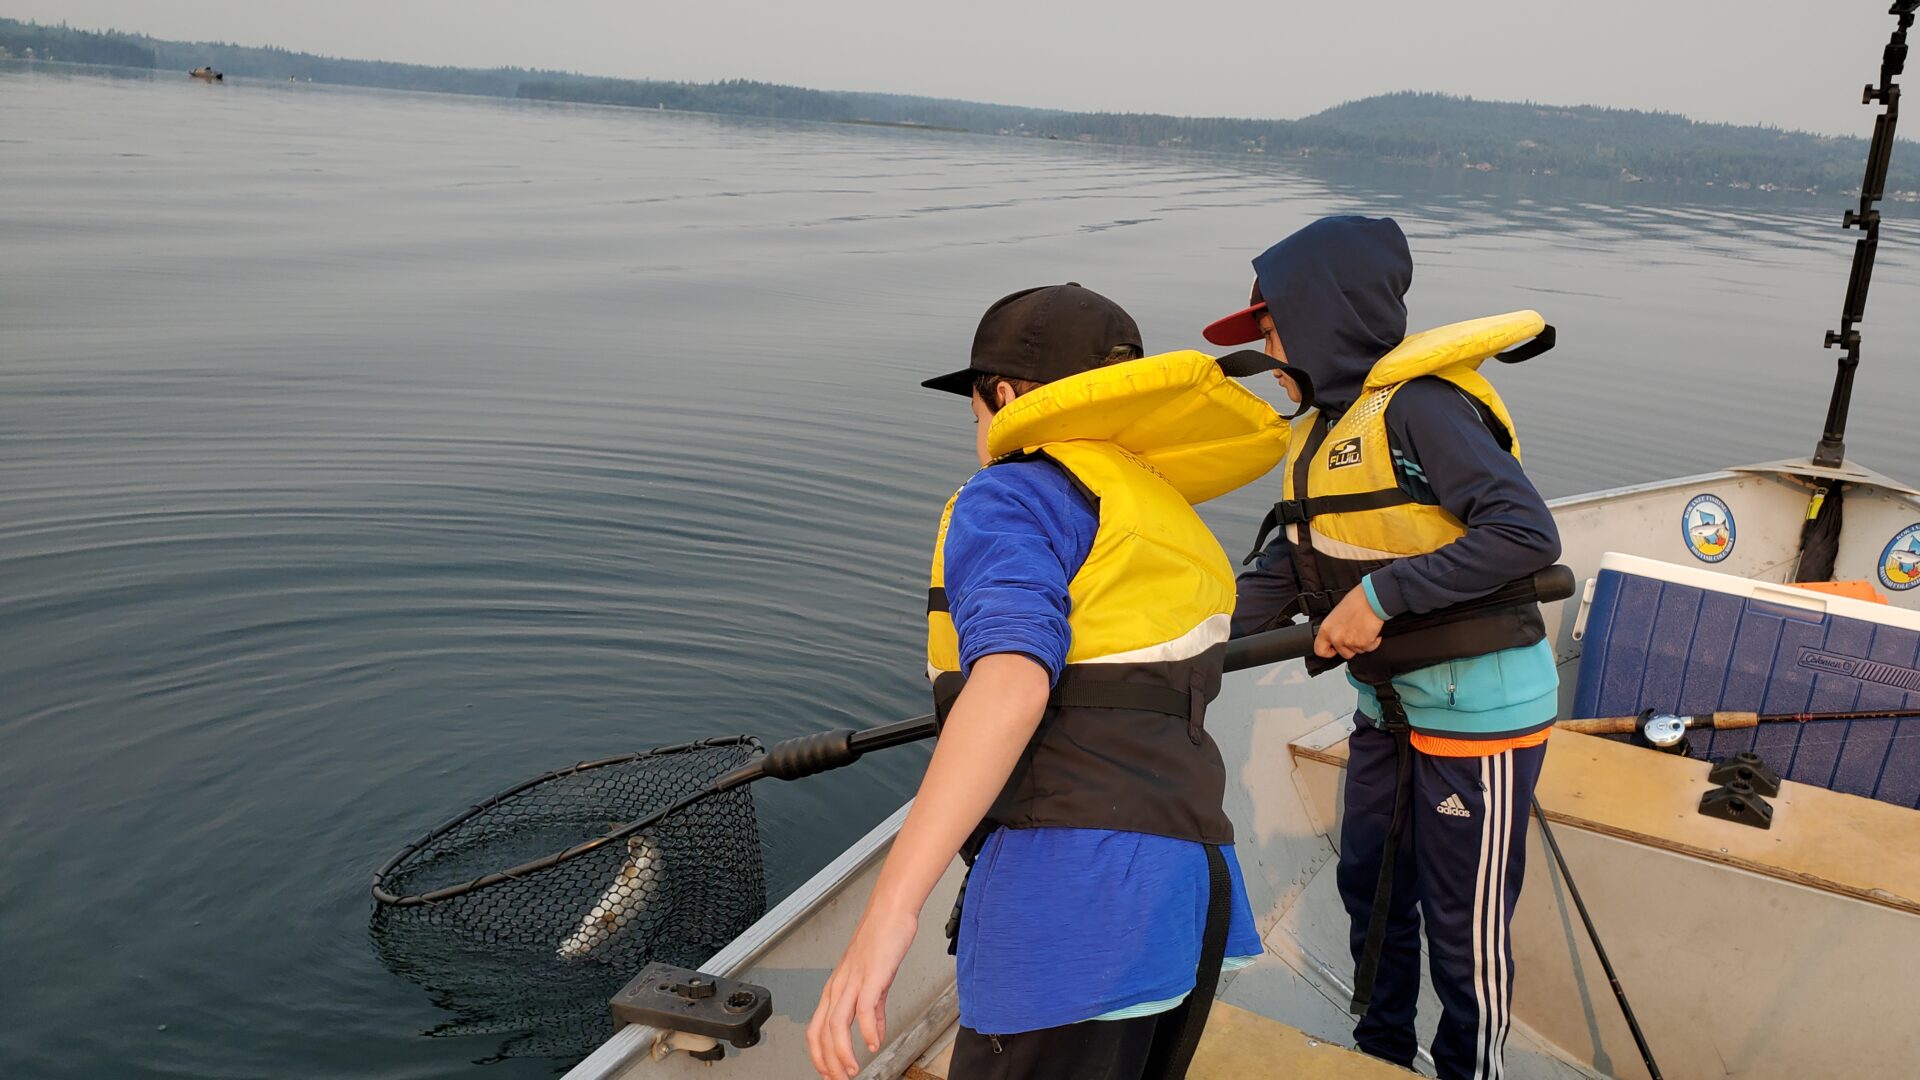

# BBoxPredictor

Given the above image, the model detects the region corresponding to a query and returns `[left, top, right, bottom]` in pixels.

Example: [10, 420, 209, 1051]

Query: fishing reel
[1629, 709, 1692, 756]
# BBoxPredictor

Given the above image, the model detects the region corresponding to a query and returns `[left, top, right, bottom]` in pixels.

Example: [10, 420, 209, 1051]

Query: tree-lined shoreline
[5, 16, 1915, 196]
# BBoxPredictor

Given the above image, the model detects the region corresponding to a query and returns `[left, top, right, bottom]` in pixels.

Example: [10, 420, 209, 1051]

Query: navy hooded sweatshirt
[1232, 216, 1562, 734]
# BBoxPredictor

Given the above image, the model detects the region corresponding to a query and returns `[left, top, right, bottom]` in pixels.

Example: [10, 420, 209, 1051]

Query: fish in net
[370, 737, 767, 1063]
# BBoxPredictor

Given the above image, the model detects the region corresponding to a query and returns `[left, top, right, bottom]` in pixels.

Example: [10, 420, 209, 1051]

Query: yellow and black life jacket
[1247, 311, 1554, 687]
[928, 350, 1287, 843]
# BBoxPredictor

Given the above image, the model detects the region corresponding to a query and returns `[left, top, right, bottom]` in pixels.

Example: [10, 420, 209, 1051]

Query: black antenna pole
[1812, 0, 1916, 468]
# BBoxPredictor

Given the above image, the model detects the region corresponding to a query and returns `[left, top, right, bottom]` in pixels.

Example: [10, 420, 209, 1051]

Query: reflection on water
[1, 66, 1916, 1078]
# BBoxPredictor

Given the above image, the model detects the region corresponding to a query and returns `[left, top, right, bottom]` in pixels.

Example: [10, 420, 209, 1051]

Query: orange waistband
[1410, 727, 1552, 758]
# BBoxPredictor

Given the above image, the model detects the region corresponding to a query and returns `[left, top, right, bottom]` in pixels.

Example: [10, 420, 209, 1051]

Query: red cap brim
[1203, 303, 1267, 347]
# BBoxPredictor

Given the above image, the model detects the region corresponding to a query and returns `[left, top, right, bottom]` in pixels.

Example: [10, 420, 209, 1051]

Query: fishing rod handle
[1556, 711, 1761, 736]
[1555, 716, 1643, 735]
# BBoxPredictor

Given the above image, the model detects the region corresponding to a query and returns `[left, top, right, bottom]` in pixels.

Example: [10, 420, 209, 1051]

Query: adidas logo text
[1436, 793, 1471, 818]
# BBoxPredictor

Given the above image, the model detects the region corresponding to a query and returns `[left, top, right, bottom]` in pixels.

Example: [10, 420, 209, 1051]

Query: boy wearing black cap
[1204, 216, 1561, 1080]
[807, 285, 1284, 1080]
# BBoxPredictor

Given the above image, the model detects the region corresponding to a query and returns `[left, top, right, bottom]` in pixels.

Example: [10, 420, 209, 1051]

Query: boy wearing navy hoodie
[1205, 216, 1561, 1080]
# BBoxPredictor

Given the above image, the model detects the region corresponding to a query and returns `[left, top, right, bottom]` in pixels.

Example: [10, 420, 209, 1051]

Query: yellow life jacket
[1251, 312, 1551, 718]
[926, 350, 1286, 842]
[1283, 311, 1537, 561]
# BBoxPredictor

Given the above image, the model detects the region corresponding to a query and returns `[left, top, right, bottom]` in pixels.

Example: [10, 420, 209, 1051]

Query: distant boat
[189, 67, 223, 82]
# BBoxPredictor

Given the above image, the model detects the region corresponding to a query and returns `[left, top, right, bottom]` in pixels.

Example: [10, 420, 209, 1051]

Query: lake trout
[556, 833, 663, 961]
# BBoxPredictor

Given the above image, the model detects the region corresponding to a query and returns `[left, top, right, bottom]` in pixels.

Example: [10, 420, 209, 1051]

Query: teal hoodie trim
[1349, 638, 1559, 736]
[1361, 575, 1390, 620]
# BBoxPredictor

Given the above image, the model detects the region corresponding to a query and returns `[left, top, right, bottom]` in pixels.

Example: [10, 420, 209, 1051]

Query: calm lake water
[3, 66, 1918, 1079]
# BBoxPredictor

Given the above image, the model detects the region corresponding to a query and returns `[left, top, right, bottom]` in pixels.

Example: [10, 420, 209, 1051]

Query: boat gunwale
[564, 801, 916, 1079]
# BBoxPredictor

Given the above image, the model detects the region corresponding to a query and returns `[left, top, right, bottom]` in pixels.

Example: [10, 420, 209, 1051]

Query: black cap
[922, 283, 1144, 396]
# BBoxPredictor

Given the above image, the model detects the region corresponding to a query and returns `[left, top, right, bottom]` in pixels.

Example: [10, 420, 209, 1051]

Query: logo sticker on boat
[1879, 524, 1920, 591]
[1682, 494, 1735, 563]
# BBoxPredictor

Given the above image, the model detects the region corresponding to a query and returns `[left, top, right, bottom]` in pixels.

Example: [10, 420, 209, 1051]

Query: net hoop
[370, 735, 763, 907]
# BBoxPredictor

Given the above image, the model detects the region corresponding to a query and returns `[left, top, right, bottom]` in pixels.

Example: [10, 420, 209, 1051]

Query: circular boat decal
[1879, 524, 1920, 591]
[1682, 494, 1735, 563]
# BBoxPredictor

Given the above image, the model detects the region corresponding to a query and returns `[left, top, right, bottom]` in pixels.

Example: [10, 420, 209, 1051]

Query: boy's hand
[1315, 589, 1385, 660]
[802, 653, 1046, 1078]
[807, 905, 917, 1078]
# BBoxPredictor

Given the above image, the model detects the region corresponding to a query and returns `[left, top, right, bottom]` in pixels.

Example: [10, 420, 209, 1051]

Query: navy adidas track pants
[1337, 720, 1547, 1080]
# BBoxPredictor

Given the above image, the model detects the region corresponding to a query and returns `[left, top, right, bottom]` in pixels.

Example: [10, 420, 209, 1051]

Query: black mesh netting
[370, 737, 767, 1064]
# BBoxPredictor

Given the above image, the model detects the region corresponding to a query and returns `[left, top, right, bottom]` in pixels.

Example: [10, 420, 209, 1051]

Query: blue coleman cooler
[1571, 551, 1920, 808]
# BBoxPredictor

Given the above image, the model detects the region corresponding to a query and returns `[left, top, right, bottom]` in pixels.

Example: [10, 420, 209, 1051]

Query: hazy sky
[14, 1, 1907, 137]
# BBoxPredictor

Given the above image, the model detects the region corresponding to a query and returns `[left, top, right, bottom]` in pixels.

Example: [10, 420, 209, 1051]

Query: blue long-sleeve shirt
[942, 457, 1261, 1034]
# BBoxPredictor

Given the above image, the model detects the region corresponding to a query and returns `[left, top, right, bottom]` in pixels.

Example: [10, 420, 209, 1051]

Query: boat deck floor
[902, 1001, 1416, 1079]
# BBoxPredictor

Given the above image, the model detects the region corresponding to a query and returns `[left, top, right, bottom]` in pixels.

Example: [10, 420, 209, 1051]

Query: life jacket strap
[1243, 488, 1416, 565]
[1348, 672, 1413, 1018]
[1350, 718, 1414, 1017]
[943, 822, 996, 957]
[1143, 842, 1232, 1079]
[933, 669, 1196, 722]
[1493, 323, 1555, 365]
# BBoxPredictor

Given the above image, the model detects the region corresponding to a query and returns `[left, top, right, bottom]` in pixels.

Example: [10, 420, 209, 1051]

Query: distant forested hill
[0, 17, 153, 67]
[516, 79, 1917, 194]
[0, 17, 582, 97]
[6, 16, 1915, 195]
[1286, 93, 1899, 190]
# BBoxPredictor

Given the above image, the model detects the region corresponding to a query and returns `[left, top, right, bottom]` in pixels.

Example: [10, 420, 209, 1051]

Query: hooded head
[1205, 216, 1412, 415]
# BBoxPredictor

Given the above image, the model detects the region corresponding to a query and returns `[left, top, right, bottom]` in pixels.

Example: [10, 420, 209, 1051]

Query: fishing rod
[1557, 706, 1920, 742]
[1532, 803, 1664, 1080]
[1798, 0, 1916, 579]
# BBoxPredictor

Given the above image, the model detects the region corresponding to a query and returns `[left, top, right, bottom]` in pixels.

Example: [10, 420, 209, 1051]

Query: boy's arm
[1365, 379, 1562, 617]
[1233, 534, 1303, 638]
[806, 653, 1048, 1078]
[807, 462, 1090, 1078]
[1317, 380, 1560, 658]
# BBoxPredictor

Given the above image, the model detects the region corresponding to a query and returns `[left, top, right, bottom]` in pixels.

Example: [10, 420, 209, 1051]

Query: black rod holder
[1813, 1, 1915, 467]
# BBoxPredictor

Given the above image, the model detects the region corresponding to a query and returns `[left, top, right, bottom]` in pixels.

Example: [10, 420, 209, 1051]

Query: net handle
[370, 568, 1573, 906]
[743, 565, 1577, 782]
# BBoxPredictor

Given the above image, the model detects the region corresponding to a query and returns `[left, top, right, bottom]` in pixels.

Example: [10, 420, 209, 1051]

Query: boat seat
[1292, 725, 1920, 915]
[902, 1001, 1413, 1078]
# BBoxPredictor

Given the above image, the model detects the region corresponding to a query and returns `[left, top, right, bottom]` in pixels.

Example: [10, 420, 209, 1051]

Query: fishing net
[370, 737, 767, 1063]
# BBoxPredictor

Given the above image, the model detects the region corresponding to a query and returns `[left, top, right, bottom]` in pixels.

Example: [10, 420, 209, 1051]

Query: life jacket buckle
[1371, 682, 1413, 734]
[1297, 590, 1338, 619]
[1273, 499, 1311, 526]
[1188, 671, 1207, 745]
